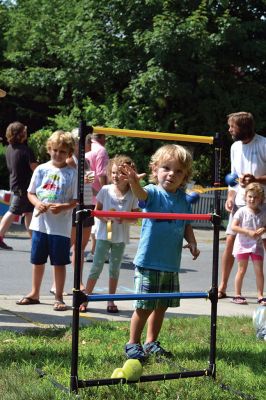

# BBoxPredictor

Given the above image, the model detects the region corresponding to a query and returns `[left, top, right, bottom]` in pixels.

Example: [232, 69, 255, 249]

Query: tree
[0, 0, 265, 183]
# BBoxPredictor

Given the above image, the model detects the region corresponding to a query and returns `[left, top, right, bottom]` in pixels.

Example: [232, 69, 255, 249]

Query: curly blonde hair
[46, 130, 75, 155]
[149, 144, 192, 188]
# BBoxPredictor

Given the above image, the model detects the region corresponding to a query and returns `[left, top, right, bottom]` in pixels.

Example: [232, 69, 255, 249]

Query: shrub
[28, 129, 52, 163]
[0, 144, 9, 189]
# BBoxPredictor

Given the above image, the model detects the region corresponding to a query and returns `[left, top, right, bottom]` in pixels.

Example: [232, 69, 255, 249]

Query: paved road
[0, 224, 260, 331]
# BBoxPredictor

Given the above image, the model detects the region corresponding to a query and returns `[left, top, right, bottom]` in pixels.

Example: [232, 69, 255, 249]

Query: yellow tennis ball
[111, 368, 126, 379]
[122, 359, 143, 381]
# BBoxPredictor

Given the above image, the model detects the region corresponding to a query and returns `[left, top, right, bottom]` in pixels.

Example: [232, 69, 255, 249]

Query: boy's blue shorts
[31, 231, 71, 266]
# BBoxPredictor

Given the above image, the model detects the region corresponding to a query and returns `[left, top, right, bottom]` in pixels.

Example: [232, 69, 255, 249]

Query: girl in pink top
[231, 183, 266, 305]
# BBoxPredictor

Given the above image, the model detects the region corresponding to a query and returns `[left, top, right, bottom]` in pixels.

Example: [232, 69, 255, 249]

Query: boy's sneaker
[0, 239, 13, 250]
[125, 343, 146, 362]
[143, 341, 173, 359]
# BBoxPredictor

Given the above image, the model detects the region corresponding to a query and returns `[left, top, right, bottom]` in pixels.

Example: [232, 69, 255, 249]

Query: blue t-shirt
[134, 184, 191, 272]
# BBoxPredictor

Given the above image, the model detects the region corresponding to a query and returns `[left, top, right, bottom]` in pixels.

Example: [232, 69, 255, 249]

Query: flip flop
[16, 296, 40, 305]
[218, 291, 227, 299]
[107, 305, 119, 313]
[53, 301, 67, 311]
[231, 296, 248, 305]
[257, 297, 266, 306]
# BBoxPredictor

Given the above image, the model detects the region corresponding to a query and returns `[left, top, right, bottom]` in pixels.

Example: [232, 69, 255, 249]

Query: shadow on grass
[216, 348, 264, 374]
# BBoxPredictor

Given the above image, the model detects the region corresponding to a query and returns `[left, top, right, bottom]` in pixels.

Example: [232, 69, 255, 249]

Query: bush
[0, 144, 9, 189]
[28, 129, 52, 163]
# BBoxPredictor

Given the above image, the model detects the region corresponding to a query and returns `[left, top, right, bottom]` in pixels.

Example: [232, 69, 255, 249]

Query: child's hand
[119, 164, 146, 184]
[183, 243, 200, 260]
[35, 202, 51, 216]
[254, 227, 265, 237]
[84, 171, 95, 184]
[247, 229, 264, 239]
[49, 203, 64, 214]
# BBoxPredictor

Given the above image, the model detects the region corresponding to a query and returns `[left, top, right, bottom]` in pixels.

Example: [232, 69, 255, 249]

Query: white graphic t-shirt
[28, 161, 77, 237]
[96, 184, 138, 243]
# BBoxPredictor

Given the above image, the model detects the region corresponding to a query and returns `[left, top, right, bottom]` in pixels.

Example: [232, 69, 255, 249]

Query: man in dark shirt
[0, 122, 38, 249]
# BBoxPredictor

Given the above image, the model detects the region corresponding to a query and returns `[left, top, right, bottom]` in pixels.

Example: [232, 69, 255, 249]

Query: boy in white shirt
[16, 130, 77, 311]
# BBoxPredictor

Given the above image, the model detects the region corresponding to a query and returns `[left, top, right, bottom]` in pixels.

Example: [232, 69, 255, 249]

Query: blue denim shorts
[31, 231, 71, 266]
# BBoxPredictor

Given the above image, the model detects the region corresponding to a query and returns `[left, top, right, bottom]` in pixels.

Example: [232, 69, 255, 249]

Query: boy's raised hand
[118, 163, 145, 183]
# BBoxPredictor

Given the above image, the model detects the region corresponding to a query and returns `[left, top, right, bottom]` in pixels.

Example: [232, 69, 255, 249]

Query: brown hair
[107, 155, 136, 182]
[149, 144, 192, 187]
[227, 112, 254, 137]
[46, 130, 75, 155]
[6, 122, 26, 144]
[245, 182, 264, 204]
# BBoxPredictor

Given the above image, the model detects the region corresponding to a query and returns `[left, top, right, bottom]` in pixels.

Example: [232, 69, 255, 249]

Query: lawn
[0, 316, 264, 400]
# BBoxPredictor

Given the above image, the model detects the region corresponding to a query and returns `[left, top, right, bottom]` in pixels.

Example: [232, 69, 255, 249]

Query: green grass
[0, 316, 264, 399]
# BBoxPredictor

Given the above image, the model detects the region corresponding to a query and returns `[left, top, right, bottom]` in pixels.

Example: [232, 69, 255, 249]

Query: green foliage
[0, 317, 265, 399]
[28, 129, 52, 163]
[0, 0, 266, 183]
[0, 143, 9, 189]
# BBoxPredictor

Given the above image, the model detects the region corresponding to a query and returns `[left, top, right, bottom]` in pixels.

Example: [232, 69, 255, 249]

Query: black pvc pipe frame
[68, 124, 222, 393]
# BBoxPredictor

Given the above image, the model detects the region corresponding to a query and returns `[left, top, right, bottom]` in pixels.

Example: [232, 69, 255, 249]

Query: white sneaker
[86, 252, 94, 262]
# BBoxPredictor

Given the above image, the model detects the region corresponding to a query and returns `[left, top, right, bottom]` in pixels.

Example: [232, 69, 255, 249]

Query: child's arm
[95, 201, 109, 222]
[28, 192, 51, 215]
[49, 200, 77, 215]
[255, 227, 266, 236]
[183, 224, 200, 260]
[231, 217, 262, 239]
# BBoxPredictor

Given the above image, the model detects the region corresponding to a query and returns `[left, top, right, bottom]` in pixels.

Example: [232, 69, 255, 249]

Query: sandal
[231, 296, 248, 305]
[107, 304, 119, 313]
[218, 291, 227, 299]
[257, 297, 266, 306]
[79, 302, 88, 313]
[16, 296, 40, 305]
[53, 300, 67, 311]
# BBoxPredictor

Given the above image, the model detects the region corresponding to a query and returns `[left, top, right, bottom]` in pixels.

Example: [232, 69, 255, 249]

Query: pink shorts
[236, 253, 263, 262]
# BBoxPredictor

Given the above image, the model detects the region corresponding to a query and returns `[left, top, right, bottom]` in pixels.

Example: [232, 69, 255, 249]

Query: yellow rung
[93, 126, 214, 145]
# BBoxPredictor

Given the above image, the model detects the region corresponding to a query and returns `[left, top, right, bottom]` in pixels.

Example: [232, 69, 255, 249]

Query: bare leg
[253, 261, 264, 299]
[79, 278, 97, 311]
[90, 232, 96, 255]
[71, 226, 91, 291]
[23, 212, 33, 237]
[50, 227, 91, 293]
[234, 260, 248, 297]
[25, 264, 45, 300]
[0, 211, 15, 236]
[128, 309, 152, 344]
[108, 277, 118, 308]
[145, 307, 167, 343]
[218, 234, 235, 295]
[53, 265, 66, 302]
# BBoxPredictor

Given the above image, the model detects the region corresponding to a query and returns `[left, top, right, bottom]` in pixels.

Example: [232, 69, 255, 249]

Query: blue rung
[86, 292, 209, 302]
